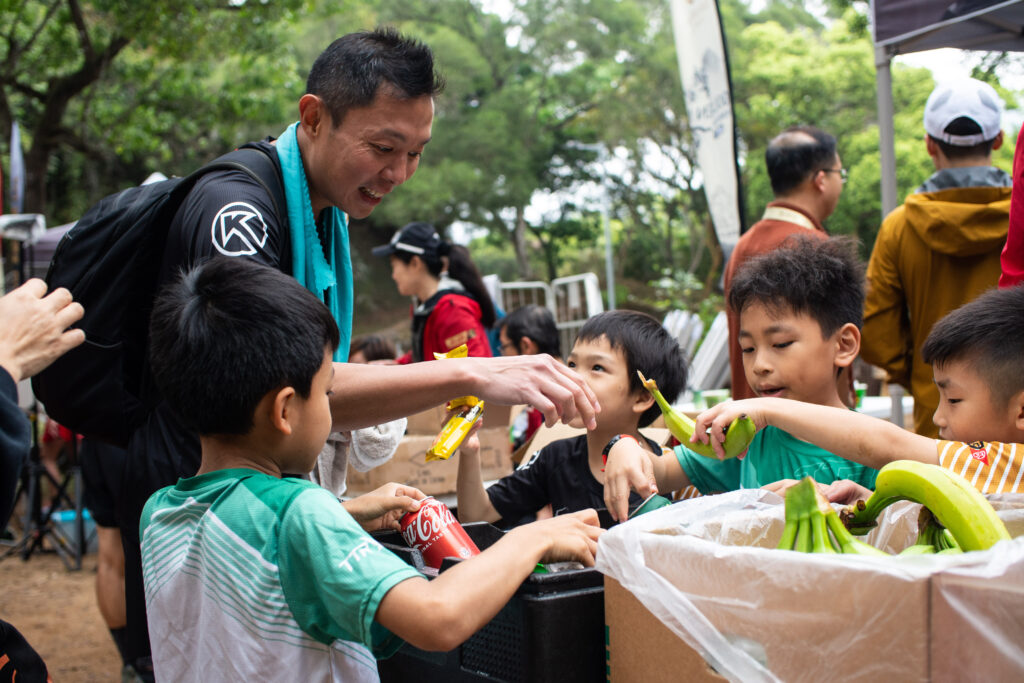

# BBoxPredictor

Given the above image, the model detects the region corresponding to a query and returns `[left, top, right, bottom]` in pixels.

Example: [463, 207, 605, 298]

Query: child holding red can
[139, 259, 602, 682]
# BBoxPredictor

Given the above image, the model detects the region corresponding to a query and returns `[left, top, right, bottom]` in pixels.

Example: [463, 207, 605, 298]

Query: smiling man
[120, 28, 599, 681]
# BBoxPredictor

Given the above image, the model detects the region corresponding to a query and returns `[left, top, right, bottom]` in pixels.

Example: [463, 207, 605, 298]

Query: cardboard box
[598, 490, 1024, 682]
[404, 402, 514, 435]
[524, 423, 671, 457]
[605, 577, 725, 683]
[345, 426, 512, 496]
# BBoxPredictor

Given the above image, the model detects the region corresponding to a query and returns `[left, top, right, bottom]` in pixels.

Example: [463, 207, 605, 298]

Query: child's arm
[693, 398, 937, 469]
[375, 509, 602, 651]
[603, 437, 692, 522]
[455, 425, 502, 523]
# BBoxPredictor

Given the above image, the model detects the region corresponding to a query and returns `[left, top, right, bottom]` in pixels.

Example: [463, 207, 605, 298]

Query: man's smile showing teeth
[360, 187, 383, 199]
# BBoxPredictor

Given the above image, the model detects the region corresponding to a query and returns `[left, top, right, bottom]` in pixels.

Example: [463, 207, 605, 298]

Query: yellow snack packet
[426, 401, 485, 461]
[432, 344, 482, 412]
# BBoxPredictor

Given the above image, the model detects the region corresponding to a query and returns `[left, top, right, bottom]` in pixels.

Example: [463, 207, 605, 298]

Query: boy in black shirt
[457, 310, 687, 524]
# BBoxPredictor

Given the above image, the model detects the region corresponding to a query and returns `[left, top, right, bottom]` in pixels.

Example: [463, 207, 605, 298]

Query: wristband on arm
[601, 434, 639, 465]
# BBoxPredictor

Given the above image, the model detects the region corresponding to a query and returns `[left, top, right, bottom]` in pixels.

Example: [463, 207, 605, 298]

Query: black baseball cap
[372, 222, 443, 258]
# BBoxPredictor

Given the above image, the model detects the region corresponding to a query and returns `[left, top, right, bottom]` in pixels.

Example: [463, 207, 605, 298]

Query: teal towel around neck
[276, 122, 352, 362]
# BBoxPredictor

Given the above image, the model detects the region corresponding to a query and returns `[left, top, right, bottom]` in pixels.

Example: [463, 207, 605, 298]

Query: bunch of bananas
[777, 461, 1010, 557]
[898, 507, 962, 556]
[842, 460, 1010, 553]
[637, 371, 756, 459]
[776, 477, 887, 556]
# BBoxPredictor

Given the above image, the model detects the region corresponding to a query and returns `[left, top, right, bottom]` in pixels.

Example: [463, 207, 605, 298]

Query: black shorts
[79, 439, 128, 528]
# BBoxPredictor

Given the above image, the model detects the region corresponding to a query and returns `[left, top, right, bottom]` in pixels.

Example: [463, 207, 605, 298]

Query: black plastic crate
[373, 512, 623, 683]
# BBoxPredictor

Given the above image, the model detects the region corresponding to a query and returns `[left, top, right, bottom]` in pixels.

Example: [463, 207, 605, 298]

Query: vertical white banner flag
[9, 121, 25, 213]
[669, 0, 742, 253]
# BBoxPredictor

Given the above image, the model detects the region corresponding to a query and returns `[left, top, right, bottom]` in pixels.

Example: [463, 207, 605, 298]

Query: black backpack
[32, 145, 286, 447]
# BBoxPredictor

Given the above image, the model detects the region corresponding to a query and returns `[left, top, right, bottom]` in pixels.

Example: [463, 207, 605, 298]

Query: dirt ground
[0, 549, 121, 682]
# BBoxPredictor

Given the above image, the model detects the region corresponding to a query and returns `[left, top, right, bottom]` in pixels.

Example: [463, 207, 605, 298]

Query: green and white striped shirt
[141, 468, 420, 682]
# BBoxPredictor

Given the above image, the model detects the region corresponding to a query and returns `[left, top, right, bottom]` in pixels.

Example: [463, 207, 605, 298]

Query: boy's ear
[268, 386, 297, 436]
[520, 336, 539, 355]
[833, 322, 860, 369]
[632, 385, 655, 416]
[1011, 389, 1024, 433]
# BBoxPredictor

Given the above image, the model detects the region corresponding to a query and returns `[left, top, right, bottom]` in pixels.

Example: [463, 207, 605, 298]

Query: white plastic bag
[596, 489, 1024, 682]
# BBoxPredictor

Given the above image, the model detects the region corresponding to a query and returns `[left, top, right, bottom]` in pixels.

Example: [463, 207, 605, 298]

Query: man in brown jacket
[724, 126, 845, 400]
[862, 78, 1011, 437]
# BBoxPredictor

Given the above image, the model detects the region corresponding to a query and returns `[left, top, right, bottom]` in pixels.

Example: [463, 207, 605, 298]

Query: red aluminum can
[400, 497, 481, 569]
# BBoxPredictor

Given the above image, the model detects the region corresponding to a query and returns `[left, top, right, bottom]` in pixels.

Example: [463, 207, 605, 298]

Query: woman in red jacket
[373, 222, 496, 363]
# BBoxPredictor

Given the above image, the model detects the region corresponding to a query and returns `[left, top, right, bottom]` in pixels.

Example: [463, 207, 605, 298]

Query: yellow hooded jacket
[862, 183, 1010, 437]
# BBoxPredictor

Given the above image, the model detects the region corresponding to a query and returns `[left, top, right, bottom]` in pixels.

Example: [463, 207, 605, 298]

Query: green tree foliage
[0, 0, 305, 220]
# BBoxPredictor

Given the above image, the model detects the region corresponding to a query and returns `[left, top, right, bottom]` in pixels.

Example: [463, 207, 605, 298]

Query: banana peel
[638, 371, 755, 459]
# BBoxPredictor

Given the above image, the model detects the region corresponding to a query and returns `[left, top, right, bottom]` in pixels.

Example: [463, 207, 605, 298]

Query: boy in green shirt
[604, 237, 878, 520]
[140, 258, 601, 682]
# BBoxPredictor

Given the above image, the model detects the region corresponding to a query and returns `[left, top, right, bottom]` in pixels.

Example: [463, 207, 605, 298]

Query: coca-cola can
[400, 497, 481, 569]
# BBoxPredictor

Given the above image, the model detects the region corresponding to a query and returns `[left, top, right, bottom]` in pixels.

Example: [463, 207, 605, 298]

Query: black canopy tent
[873, 0, 1024, 215]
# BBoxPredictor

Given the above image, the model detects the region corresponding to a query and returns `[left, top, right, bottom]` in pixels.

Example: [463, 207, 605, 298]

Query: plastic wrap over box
[597, 488, 1024, 683]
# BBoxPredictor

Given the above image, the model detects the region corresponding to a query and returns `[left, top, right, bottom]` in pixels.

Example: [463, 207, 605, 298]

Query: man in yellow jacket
[862, 78, 1011, 437]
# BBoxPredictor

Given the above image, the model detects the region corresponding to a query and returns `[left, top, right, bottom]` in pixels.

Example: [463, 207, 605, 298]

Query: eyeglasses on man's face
[821, 167, 848, 183]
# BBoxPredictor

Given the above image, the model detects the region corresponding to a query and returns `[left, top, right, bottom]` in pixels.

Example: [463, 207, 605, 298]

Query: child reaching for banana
[692, 285, 1024, 500]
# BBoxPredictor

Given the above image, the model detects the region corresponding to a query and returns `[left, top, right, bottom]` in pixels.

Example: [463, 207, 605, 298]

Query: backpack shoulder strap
[180, 145, 288, 230]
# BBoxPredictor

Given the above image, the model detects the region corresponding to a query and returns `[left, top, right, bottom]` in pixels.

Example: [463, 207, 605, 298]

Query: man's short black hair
[929, 117, 998, 160]
[922, 285, 1024, 408]
[575, 310, 687, 428]
[728, 236, 864, 338]
[307, 27, 445, 126]
[765, 126, 838, 196]
[149, 258, 340, 436]
[502, 304, 561, 358]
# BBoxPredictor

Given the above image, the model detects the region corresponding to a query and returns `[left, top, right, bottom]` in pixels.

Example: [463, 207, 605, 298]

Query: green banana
[823, 505, 890, 557]
[777, 477, 881, 555]
[843, 460, 1010, 552]
[638, 371, 756, 459]
[898, 544, 936, 556]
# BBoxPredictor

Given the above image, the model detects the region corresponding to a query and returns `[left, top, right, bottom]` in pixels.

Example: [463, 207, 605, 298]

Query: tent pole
[875, 44, 899, 217]
[873, 44, 905, 428]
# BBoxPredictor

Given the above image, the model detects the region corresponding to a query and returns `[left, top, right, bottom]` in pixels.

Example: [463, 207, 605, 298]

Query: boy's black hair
[350, 334, 397, 362]
[149, 258, 340, 436]
[575, 310, 687, 428]
[728, 235, 864, 337]
[502, 304, 561, 358]
[307, 27, 445, 127]
[765, 125, 838, 196]
[929, 117, 998, 160]
[922, 285, 1024, 408]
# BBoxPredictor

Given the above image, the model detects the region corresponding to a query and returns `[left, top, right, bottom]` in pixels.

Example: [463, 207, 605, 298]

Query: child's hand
[691, 398, 771, 459]
[603, 438, 658, 522]
[821, 479, 872, 506]
[514, 509, 603, 567]
[343, 483, 426, 532]
[456, 419, 483, 458]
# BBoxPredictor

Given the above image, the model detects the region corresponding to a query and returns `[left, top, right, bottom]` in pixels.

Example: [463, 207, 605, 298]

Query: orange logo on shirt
[967, 441, 989, 465]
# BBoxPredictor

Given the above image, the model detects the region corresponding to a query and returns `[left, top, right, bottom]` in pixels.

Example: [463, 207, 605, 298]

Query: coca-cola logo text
[402, 500, 456, 549]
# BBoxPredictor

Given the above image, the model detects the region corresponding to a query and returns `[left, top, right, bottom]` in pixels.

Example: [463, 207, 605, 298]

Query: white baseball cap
[924, 78, 1004, 146]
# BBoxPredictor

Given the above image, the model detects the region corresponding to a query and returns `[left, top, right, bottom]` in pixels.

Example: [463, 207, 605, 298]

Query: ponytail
[445, 245, 497, 327]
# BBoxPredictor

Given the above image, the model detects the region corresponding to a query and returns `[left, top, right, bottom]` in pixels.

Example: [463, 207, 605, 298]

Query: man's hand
[603, 439, 657, 522]
[342, 483, 426, 532]
[462, 354, 600, 430]
[511, 509, 603, 567]
[0, 279, 85, 382]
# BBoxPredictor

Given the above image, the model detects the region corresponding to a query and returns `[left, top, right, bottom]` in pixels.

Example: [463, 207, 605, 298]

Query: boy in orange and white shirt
[691, 285, 1024, 497]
